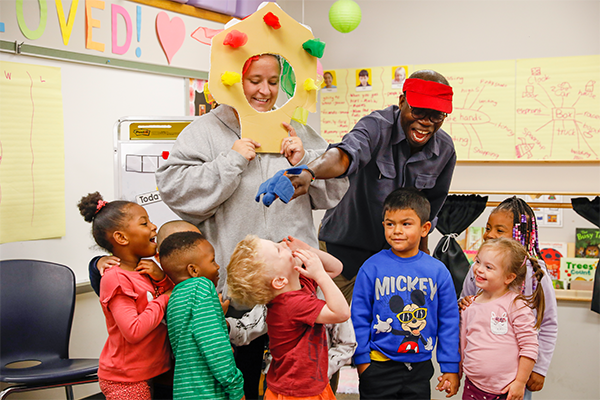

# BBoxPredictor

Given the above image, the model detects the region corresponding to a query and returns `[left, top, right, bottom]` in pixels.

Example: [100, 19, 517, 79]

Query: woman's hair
[77, 192, 132, 253]
[227, 235, 277, 307]
[479, 237, 545, 329]
[494, 196, 541, 258]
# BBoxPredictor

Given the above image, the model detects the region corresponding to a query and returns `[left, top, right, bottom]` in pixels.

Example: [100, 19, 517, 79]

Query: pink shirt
[460, 291, 538, 394]
[99, 267, 173, 382]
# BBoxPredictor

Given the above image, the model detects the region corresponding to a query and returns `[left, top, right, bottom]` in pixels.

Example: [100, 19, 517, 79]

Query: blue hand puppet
[255, 165, 309, 207]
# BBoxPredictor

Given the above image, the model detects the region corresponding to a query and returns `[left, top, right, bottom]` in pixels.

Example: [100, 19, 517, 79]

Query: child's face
[189, 240, 220, 287]
[473, 247, 515, 294]
[123, 204, 158, 257]
[483, 210, 514, 241]
[258, 239, 295, 277]
[359, 75, 369, 86]
[383, 208, 430, 258]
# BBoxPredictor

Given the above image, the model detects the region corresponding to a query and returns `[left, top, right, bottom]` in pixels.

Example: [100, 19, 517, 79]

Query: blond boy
[227, 235, 350, 400]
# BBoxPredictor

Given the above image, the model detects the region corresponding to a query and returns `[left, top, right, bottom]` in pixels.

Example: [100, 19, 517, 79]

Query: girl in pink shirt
[78, 192, 173, 400]
[460, 238, 545, 400]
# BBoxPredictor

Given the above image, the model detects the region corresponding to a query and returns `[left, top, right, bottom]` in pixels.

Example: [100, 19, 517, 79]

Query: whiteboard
[0, 52, 190, 283]
[114, 117, 193, 229]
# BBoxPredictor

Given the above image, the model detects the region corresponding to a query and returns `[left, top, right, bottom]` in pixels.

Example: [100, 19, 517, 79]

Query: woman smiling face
[242, 54, 280, 112]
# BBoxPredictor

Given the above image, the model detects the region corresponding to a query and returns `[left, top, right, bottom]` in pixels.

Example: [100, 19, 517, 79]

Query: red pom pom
[223, 30, 248, 48]
[263, 12, 281, 29]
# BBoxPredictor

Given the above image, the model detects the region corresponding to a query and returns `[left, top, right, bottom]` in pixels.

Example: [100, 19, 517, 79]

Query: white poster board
[114, 117, 194, 228]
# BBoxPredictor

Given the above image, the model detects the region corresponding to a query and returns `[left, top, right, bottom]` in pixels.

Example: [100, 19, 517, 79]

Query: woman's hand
[232, 138, 261, 161]
[280, 122, 304, 165]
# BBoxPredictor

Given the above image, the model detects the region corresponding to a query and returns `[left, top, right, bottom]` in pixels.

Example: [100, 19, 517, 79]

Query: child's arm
[227, 304, 268, 347]
[293, 249, 349, 325]
[502, 356, 536, 400]
[284, 236, 342, 278]
[325, 318, 357, 379]
[528, 262, 558, 391]
[89, 256, 120, 296]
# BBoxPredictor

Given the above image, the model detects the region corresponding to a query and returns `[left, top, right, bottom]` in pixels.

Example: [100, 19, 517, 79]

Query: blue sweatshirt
[351, 249, 460, 373]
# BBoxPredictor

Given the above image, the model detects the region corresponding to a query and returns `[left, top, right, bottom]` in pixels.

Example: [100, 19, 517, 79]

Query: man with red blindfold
[289, 69, 456, 303]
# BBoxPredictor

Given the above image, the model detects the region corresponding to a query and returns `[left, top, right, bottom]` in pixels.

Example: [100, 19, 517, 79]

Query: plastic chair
[0, 260, 99, 399]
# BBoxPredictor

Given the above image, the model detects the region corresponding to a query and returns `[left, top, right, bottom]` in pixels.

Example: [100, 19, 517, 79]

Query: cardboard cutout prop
[208, 2, 321, 153]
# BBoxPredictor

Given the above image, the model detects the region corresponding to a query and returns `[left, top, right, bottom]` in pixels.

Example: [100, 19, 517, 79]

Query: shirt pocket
[376, 160, 396, 179]
[414, 174, 438, 189]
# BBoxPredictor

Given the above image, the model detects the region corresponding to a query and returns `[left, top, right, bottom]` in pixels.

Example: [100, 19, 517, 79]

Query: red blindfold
[402, 78, 453, 113]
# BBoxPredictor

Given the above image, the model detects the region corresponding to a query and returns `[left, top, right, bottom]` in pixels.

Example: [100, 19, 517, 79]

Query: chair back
[0, 260, 76, 364]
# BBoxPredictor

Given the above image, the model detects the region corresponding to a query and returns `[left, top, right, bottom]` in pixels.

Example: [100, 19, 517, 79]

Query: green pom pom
[329, 0, 361, 33]
[302, 38, 326, 58]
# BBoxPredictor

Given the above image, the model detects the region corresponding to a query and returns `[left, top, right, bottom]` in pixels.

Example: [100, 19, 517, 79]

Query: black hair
[159, 231, 207, 262]
[77, 192, 132, 253]
[358, 69, 369, 77]
[382, 188, 430, 225]
[408, 69, 450, 86]
[494, 196, 541, 258]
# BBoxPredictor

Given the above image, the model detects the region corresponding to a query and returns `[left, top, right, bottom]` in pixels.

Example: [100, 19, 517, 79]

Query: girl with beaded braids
[78, 192, 173, 400]
[459, 196, 558, 399]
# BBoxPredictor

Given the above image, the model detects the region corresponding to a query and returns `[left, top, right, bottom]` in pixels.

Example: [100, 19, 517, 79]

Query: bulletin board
[320, 55, 600, 161]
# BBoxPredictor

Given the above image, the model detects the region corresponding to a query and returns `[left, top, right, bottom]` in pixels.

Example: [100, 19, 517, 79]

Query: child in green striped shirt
[160, 231, 245, 400]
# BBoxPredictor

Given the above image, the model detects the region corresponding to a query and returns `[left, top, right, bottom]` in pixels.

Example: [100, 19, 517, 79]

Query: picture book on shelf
[559, 257, 598, 290]
[539, 241, 568, 285]
[575, 228, 600, 258]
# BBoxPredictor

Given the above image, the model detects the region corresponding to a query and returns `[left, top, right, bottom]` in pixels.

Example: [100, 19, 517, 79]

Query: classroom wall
[279, 1, 600, 399]
[1, 1, 598, 399]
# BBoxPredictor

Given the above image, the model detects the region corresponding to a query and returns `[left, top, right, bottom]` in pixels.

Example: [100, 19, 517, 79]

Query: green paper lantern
[329, 0, 361, 33]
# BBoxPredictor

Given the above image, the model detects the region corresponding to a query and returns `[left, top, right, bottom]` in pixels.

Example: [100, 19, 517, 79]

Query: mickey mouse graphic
[373, 290, 433, 353]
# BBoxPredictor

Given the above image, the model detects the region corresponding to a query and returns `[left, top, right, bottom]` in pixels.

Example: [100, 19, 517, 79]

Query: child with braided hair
[460, 237, 546, 400]
[78, 192, 173, 400]
[459, 196, 558, 399]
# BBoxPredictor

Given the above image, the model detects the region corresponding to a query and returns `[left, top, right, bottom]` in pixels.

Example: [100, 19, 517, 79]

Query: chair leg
[65, 385, 74, 400]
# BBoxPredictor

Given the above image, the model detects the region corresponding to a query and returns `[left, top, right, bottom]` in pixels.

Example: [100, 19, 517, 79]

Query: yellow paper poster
[515, 55, 600, 160]
[415, 60, 516, 160]
[320, 65, 413, 143]
[0, 61, 65, 244]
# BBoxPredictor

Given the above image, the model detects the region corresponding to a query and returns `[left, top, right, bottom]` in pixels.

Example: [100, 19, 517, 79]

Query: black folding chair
[0, 259, 99, 399]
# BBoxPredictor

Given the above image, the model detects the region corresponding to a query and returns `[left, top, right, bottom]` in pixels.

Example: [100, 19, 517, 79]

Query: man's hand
[288, 170, 313, 199]
[526, 372, 545, 392]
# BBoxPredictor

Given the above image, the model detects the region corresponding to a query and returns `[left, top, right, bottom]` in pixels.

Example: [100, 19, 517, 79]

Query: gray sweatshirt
[155, 105, 348, 300]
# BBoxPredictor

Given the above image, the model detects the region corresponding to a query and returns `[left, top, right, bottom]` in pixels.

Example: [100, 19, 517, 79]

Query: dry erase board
[114, 117, 194, 229]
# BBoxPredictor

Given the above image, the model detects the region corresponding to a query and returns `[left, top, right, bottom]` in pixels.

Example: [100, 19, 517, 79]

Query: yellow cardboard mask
[208, 2, 319, 153]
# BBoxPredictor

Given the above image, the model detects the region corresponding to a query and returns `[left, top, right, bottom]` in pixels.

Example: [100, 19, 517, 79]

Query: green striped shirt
[167, 277, 244, 400]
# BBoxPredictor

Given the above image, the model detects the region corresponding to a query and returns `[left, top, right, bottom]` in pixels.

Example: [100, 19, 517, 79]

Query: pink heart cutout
[156, 12, 185, 64]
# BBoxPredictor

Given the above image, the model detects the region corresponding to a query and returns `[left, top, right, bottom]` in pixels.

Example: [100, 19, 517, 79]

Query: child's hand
[283, 235, 311, 252]
[293, 249, 326, 281]
[135, 259, 166, 281]
[219, 293, 230, 315]
[526, 372, 545, 391]
[457, 295, 474, 312]
[356, 363, 370, 376]
[97, 256, 120, 276]
[502, 379, 526, 400]
[436, 373, 459, 397]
